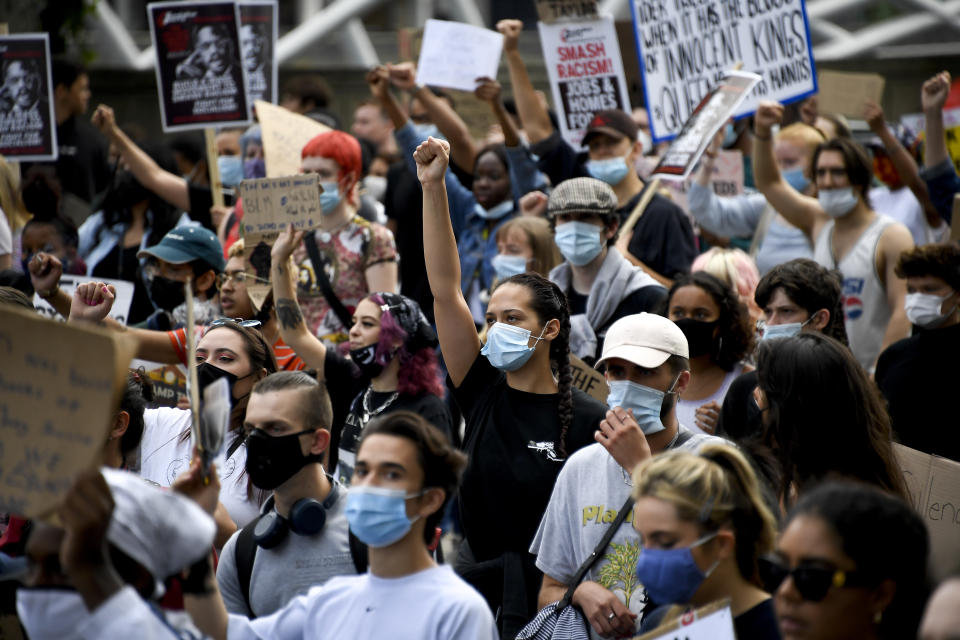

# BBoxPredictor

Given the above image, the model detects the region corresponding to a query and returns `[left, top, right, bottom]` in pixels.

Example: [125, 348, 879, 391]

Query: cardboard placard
[255, 99, 330, 179]
[817, 71, 884, 119]
[131, 358, 188, 409]
[894, 443, 960, 581]
[237, 174, 323, 307]
[414, 20, 504, 92]
[570, 354, 609, 404]
[632, 600, 735, 640]
[629, 0, 817, 142]
[32, 275, 135, 325]
[0, 33, 58, 161]
[536, 0, 599, 23]
[0, 306, 135, 519]
[538, 15, 632, 149]
[147, 1, 251, 132]
[652, 71, 760, 181]
[238, 1, 277, 114]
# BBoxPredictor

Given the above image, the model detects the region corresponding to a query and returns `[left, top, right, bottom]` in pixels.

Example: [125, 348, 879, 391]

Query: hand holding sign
[413, 137, 451, 184]
[271, 223, 305, 264]
[922, 71, 951, 113]
[474, 77, 502, 104]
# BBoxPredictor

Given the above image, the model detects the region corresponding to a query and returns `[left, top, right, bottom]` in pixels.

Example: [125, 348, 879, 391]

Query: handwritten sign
[539, 15, 632, 149]
[894, 443, 960, 582]
[32, 275, 135, 325]
[0, 306, 135, 518]
[237, 174, 322, 307]
[630, 0, 817, 141]
[415, 20, 504, 92]
[537, 0, 599, 23]
[570, 354, 609, 404]
[255, 99, 330, 178]
[817, 71, 884, 119]
[652, 71, 760, 181]
[633, 601, 735, 640]
[640, 150, 743, 213]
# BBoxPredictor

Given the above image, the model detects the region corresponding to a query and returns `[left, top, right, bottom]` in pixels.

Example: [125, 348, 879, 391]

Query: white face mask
[363, 175, 387, 203]
[17, 588, 88, 640]
[818, 187, 859, 218]
[905, 291, 958, 328]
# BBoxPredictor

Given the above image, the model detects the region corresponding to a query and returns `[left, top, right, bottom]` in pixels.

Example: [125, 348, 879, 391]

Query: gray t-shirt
[529, 427, 725, 637]
[217, 480, 359, 617]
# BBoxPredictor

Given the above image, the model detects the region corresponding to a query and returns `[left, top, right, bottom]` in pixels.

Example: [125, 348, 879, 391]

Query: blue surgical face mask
[782, 167, 809, 192]
[218, 155, 244, 187]
[635, 531, 719, 605]
[605, 376, 679, 435]
[761, 315, 813, 341]
[414, 123, 441, 140]
[585, 155, 630, 185]
[722, 122, 739, 148]
[345, 485, 422, 548]
[244, 157, 266, 180]
[481, 322, 547, 372]
[319, 182, 342, 215]
[554, 221, 604, 266]
[491, 253, 528, 280]
[818, 187, 858, 218]
[474, 199, 514, 220]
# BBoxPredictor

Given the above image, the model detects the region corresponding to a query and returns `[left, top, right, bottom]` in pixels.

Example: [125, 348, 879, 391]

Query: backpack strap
[303, 230, 353, 330]
[234, 517, 259, 618]
[348, 530, 368, 574]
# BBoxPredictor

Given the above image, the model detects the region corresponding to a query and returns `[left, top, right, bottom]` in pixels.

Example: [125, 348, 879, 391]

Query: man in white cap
[529, 312, 725, 638]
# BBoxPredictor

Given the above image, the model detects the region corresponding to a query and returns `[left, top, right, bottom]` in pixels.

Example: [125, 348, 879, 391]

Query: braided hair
[494, 273, 574, 458]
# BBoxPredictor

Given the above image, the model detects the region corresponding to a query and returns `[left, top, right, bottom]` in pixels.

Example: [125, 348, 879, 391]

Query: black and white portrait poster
[238, 0, 277, 112]
[147, 1, 252, 132]
[0, 34, 57, 161]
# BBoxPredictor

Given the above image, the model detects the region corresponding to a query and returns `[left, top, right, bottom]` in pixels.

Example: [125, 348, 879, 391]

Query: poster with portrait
[0, 34, 57, 161]
[238, 0, 277, 114]
[147, 1, 251, 132]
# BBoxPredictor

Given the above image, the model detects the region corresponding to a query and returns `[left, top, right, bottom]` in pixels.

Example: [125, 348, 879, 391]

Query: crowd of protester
[3, 19, 960, 640]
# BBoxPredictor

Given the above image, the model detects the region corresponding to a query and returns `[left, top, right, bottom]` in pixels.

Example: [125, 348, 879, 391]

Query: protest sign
[147, 1, 251, 132]
[817, 70, 884, 119]
[539, 15, 632, 149]
[33, 275, 135, 325]
[652, 71, 760, 181]
[536, 0, 599, 22]
[633, 600, 735, 640]
[570, 354, 609, 404]
[256, 99, 330, 178]
[238, 173, 323, 307]
[131, 358, 188, 409]
[414, 20, 504, 92]
[238, 1, 277, 113]
[640, 150, 743, 213]
[630, 0, 817, 142]
[894, 443, 960, 582]
[0, 33, 57, 161]
[0, 306, 135, 519]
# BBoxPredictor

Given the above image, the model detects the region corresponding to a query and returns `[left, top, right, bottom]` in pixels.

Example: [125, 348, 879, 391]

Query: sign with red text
[0, 34, 58, 161]
[539, 15, 631, 149]
[630, 0, 817, 142]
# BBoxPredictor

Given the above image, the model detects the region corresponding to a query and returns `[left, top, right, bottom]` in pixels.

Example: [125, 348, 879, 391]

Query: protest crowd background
[4, 0, 960, 638]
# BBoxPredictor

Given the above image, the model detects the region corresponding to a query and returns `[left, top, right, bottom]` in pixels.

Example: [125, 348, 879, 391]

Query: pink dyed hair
[368, 293, 444, 398]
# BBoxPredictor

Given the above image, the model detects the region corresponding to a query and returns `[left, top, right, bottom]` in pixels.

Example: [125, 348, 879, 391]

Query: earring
[873, 610, 882, 624]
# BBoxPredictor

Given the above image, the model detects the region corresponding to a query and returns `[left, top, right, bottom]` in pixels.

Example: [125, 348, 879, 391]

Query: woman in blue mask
[491, 216, 561, 283]
[632, 443, 780, 638]
[689, 122, 823, 275]
[416, 136, 607, 635]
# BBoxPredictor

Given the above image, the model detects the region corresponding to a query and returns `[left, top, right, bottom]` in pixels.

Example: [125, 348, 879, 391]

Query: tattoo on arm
[276, 298, 305, 330]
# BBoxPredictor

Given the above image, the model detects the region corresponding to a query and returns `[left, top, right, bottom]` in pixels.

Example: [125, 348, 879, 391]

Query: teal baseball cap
[138, 225, 226, 272]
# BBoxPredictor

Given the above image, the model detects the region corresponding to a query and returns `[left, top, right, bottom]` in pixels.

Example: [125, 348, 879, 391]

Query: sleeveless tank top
[813, 215, 896, 371]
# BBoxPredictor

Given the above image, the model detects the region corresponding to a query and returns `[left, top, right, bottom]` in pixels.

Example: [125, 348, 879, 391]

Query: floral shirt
[292, 215, 396, 345]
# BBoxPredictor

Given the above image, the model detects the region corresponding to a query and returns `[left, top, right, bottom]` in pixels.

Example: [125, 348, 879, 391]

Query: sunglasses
[207, 317, 262, 331]
[758, 555, 872, 602]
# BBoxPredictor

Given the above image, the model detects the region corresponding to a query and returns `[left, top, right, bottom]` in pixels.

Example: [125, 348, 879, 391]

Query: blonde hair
[494, 216, 562, 277]
[227, 237, 244, 259]
[776, 122, 825, 156]
[0, 157, 31, 231]
[631, 443, 777, 583]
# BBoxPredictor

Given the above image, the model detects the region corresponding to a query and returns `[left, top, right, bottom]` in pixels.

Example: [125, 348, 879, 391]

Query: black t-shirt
[734, 598, 782, 639]
[24, 115, 111, 211]
[449, 353, 607, 561]
[187, 183, 233, 233]
[718, 370, 763, 442]
[876, 323, 960, 460]
[384, 163, 433, 323]
[617, 189, 697, 280]
[568, 285, 668, 364]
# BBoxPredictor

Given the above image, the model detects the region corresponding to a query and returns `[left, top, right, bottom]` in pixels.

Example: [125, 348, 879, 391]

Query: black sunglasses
[758, 555, 872, 602]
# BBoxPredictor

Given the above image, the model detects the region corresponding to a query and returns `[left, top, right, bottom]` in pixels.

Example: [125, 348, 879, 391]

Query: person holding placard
[752, 101, 915, 373]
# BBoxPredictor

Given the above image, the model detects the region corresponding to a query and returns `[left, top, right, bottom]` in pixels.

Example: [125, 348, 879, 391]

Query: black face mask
[674, 318, 718, 359]
[149, 274, 187, 311]
[245, 428, 322, 490]
[197, 362, 239, 402]
[349, 344, 384, 378]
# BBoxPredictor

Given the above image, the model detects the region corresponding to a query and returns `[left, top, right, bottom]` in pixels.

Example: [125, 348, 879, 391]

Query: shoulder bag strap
[348, 530, 369, 574]
[303, 230, 354, 330]
[557, 495, 635, 609]
[235, 518, 259, 618]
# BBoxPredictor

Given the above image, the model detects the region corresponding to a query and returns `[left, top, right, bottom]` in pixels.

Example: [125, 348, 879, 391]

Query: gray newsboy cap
[546, 177, 618, 218]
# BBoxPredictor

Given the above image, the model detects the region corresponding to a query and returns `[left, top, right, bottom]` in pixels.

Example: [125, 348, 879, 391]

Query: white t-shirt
[870, 185, 948, 246]
[226, 565, 498, 640]
[139, 407, 261, 527]
[676, 363, 744, 434]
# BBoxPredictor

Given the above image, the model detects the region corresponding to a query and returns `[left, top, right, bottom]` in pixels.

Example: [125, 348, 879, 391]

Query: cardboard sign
[537, 0, 599, 23]
[0, 306, 135, 519]
[32, 275, 135, 325]
[415, 20, 504, 92]
[539, 15, 632, 149]
[630, 0, 817, 142]
[894, 443, 960, 582]
[255, 99, 330, 178]
[238, 1, 277, 114]
[237, 174, 323, 307]
[131, 358, 188, 409]
[817, 71, 884, 119]
[652, 71, 760, 181]
[570, 354, 609, 404]
[147, 1, 251, 132]
[633, 600, 735, 640]
[0, 33, 58, 161]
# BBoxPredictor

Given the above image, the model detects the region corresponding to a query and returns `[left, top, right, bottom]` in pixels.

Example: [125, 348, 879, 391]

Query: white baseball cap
[595, 313, 689, 369]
